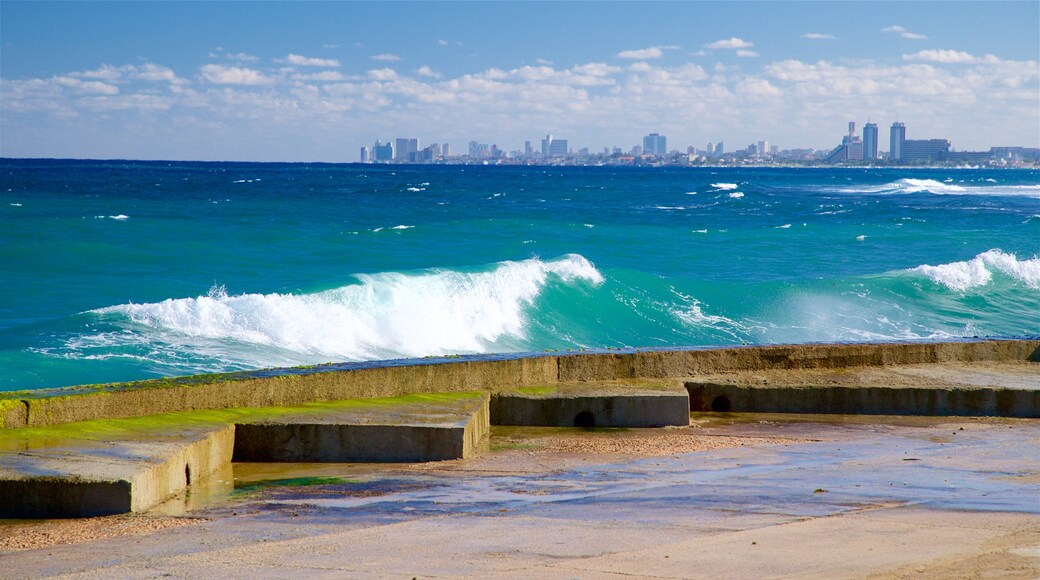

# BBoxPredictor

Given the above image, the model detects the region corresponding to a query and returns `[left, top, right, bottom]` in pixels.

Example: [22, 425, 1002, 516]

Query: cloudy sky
[2, 1, 1037, 161]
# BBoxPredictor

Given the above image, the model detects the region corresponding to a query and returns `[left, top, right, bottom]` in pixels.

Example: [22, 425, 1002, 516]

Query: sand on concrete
[1, 413, 1036, 578]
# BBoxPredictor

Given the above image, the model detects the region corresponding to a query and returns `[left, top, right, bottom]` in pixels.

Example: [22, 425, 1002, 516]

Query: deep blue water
[1, 159, 1037, 391]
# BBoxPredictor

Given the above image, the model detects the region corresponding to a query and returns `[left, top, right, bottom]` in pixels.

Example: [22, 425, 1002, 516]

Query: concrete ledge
[0, 424, 234, 518]
[492, 385, 690, 427]
[686, 361, 1040, 417]
[0, 393, 490, 517]
[1, 341, 1037, 429]
[233, 394, 490, 462]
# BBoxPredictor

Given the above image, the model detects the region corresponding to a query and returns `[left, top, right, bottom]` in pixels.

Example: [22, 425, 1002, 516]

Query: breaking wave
[87, 255, 604, 366]
[908, 249, 1040, 292]
[826, 179, 1040, 198]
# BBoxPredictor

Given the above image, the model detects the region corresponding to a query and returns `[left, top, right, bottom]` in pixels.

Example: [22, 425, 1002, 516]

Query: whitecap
[775, 224, 791, 229]
[109, 215, 129, 220]
[728, 192, 744, 199]
[9, 203, 22, 207]
[711, 183, 739, 190]
[390, 225, 414, 230]
[88, 255, 605, 364]
[856, 235, 866, 241]
[910, 249, 1040, 292]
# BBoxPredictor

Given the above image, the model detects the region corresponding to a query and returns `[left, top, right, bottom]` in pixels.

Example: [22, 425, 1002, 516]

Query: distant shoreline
[2, 157, 1039, 170]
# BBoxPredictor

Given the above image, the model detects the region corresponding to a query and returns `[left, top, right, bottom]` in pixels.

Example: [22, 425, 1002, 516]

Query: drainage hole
[710, 395, 732, 413]
[573, 411, 596, 428]
[185, 464, 192, 486]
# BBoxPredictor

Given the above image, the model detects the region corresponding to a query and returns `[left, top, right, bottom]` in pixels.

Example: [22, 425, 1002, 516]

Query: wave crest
[909, 250, 1040, 292]
[92, 255, 604, 362]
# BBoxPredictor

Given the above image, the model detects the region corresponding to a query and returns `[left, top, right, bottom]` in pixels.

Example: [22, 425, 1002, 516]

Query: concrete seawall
[3, 340, 1038, 429]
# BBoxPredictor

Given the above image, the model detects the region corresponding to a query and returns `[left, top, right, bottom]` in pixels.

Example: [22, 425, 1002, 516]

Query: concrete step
[685, 361, 1040, 417]
[232, 393, 489, 462]
[0, 393, 490, 518]
[491, 383, 690, 427]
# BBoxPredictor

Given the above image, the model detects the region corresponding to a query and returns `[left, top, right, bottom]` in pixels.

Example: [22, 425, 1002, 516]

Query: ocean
[1, 159, 1037, 392]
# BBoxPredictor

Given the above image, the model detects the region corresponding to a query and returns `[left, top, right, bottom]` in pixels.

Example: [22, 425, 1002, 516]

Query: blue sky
[2, 1, 1038, 161]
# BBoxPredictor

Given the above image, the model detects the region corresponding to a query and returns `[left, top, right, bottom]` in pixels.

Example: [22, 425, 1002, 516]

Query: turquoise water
[1, 160, 1037, 391]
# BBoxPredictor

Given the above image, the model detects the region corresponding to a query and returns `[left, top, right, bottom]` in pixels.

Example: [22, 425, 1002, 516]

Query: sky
[1, 1, 1038, 162]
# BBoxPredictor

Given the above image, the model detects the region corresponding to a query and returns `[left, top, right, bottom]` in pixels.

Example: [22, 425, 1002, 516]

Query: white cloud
[199, 64, 273, 85]
[437, 39, 449, 46]
[536, 58, 554, 66]
[284, 54, 341, 67]
[209, 51, 259, 62]
[617, 47, 664, 59]
[61, 78, 121, 95]
[416, 65, 442, 78]
[882, 25, 928, 40]
[367, 68, 399, 81]
[572, 63, 621, 77]
[802, 33, 837, 40]
[736, 50, 759, 58]
[705, 37, 754, 50]
[294, 71, 347, 82]
[370, 53, 402, 62]
[903, 49, 999, 64]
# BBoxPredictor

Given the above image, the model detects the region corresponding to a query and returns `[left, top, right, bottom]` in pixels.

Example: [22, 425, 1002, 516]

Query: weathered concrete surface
[686, 361, 1040, 417]
[233, 393, 489, 462]
[0, 423, 234, 518]
[491, 383, 690, 427]
[1, 415, 1036, 578]
[3, 340, 1036, 429]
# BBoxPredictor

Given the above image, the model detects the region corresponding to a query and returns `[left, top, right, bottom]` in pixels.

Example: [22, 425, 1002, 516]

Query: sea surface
[1, 160, 1037, 392]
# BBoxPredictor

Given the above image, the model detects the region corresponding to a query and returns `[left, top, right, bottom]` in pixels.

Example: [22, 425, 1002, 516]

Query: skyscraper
[643, 133, 667, 156]
[863, 123, 879, 160]
[360, 146, 369, 163]
[890, 123, 905, 161]
[395, 138, 418, 162]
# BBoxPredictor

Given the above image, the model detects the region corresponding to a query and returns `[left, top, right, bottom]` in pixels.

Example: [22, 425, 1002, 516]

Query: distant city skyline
[1, 1, 1038, 162]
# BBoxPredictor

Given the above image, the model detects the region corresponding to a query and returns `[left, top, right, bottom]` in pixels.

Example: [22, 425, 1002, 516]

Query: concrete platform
[0, 421, 234, 518]
[2, 414, 1037, 578]
[0, 393, 490, 518]
[686, 361, 1040, 417]
[232, 393, 490, 462]
[491, 382, 690, 427]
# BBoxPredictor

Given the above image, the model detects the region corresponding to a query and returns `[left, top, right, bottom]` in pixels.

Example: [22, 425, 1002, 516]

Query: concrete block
[0, 424, 235, 518]
[232, 393, 490, 463]
[492, 385, 689, 427]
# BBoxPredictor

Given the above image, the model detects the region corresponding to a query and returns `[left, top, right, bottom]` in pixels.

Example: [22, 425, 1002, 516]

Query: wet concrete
[491, 382, 690, 427]
[2, 414, 1036, 578]
[0, 393, 490, 517]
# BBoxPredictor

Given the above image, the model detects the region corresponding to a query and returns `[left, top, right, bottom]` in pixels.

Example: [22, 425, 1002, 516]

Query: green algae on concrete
[0, 392, 491, 518]
[2, 340, 1038, 430]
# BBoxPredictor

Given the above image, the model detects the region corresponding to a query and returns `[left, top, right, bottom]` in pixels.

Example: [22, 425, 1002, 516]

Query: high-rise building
[525, 141, 533, 158]
[643, 133, 667, 156]
[863, 123, 879, 160]
[716, 141, 724, 156]
[706, 142, 715, 156]
[395, 138, 418, 162]
[901, 139, 950, 162]
[360, 146, 370, 163]
[758, 141, 769, 156]
[890, 123, 905, 161]
[542, 134, 568, 157]
[442, 143, 451, 157]
[373, 140, 394, 162]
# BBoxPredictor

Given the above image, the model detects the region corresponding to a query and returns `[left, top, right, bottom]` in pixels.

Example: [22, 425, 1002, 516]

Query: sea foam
[92, 255, 605, 363]
[910, 250, 1040, 292]
[828, 179, 1040, 198]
